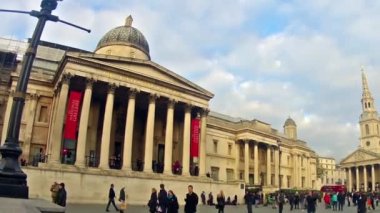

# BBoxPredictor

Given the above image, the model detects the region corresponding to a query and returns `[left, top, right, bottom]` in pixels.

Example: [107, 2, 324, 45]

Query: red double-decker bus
[320, 184, 347, 193]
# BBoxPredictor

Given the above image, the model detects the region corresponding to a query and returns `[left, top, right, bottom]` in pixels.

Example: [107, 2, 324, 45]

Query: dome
[95, 16, 150, 59]
[284, 117, 297, 127]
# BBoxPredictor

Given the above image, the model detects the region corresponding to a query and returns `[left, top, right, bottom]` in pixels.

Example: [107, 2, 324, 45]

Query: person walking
[56, 183, 67, 207]
[216, 190, 225, 213]
[201, 191, 206, 205]
[158, 184, 168, 213]
[294, 191, 300, 209]
[306, 191, 317, 213]
[277, 192, 285, 213]
[106, 184, 119, 212]
[148, 188, 158, 213]
[357, 192, 367, 213]
[184, 185, 198, 213]
[167, 190, 179, 213]
[244, 191, 254, 213]
[118, 187, 127, 213]
[288, 193, 294, 211]
[337, 192, 345, 211]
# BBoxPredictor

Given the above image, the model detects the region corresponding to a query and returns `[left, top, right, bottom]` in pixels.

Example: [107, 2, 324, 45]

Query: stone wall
[24, 167, 245, 205]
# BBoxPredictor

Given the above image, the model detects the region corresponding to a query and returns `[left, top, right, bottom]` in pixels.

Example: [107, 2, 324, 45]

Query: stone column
[244, 140, 249, 184]
[299, 155, 302, 187]
[23, 93, 39, 159]
[163, 99, 175, 174]
[254, 142, 259, 185]
[122, 89, 137, 171]
[372, 164, 376, 191]
[75, 79, 94, 167]
[1, 90, 14, 145]
[235, 142, 240, 180]
[348, 167, 352, 192]
[266, 145, 271, 186]
[356, 167, 359, 191]
[46, 89, 59, 155]
[143, 94, 157, 173]
[364, 166, 368, 191]
[293, 154, 297, 187]
[181, 104, 191, 176]
[306, 157, 310, 188]
[274, 147, 279, 187]
[199, 108, 208, 177]
[98, 84, 116, 169]
[50, 74, 71, 164]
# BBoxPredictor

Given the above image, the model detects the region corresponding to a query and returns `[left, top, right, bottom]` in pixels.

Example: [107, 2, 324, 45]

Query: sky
[1, 0, 380, 161]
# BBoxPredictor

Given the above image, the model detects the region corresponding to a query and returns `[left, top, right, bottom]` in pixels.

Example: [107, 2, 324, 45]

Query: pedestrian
[56, 183, 67, 207]
[306, 191, 317, 213]
[118, 187, 127, 213]
[158, 184, 168, 213]
[294, 191, 300, 209]
[337, 192, 345, 211]
[50, 182, 59, 203]
[184, 185, 198, 213]
[288, 193, 294, 211]
[106, 184, 119, 212]
[216, 190, 225, 213]
[201, 191, 206, 205]
[167, 190, 179, 213]
[357, 192, 367, 213]
[148, 188, 158, 213]
[244, 191, 254, 213]
[323, 193, 331, 209]
[277, 192, 285, 213]
[347, 193, 351, 206]
[332, 192, 338, 211]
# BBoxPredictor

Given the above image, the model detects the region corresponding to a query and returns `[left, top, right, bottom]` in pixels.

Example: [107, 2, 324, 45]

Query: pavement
[66, 203, 380, 213]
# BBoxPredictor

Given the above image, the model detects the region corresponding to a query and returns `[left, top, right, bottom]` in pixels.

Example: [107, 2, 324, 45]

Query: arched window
[368, 102, 371, 108]
[365, 103, 368, 108]
[366, 124, 370, 135]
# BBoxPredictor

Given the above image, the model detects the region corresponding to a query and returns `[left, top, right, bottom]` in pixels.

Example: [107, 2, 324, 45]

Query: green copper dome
[95, 16, 150, 57]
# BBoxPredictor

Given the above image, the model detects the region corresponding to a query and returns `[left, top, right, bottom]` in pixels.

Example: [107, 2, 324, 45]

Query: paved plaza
[66, 203, 380, 213]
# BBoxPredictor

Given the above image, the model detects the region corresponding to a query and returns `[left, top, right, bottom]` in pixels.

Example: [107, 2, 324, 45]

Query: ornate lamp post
[0, 0, 90, 198]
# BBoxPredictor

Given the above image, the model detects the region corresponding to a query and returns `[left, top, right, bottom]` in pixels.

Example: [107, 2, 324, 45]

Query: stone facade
[0, 17, 320, 204]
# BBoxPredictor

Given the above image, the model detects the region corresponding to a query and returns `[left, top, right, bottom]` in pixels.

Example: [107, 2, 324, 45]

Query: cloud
[2, 0, 380, 161]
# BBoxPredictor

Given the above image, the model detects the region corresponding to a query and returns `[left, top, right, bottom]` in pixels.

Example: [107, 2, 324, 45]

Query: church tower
[359, 69, 380, 152]
[284, 117, 297, 140]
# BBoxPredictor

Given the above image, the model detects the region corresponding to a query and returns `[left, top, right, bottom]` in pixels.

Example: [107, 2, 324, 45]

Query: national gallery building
[0, 16, 320, 204]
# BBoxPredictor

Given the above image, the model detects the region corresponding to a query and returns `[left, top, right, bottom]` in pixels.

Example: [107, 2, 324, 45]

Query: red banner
[191, 118, 200, 158]
[63, 91, 82, 140]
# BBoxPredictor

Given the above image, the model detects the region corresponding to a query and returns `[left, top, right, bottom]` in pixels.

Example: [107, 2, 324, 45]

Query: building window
[366, 141, 370, 147]
[240, 145, 244, 158]
[38, 105, 49, 123]
[213, 140, 218, 153]
[226, 169, 234, 181]
[369, 102, 371, 108]
[250, 147, 254, 159]
[366, 124, 370, 135]
[228, 144, 232, 156]
[240, 171, 243, 180]
[211, 167, 219, 181]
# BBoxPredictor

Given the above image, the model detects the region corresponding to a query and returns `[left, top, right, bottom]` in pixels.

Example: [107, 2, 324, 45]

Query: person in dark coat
[306, 191, 317, 213]
[337, 192, 345, 211]
[119, 187, 126, 213]
[56, 182, 67, 207]
[244, 191, 254, 213]
[277, 192, 285, 213]
[184, 185, 198, 213]
[216, 190, 225, 213]
[148, 188, 158, 213]
[201, 191, 206, 205]
[167, 190, 179, 213]
[357, 193, 367, 213]
[158, 184, 168, 213]
[106, 184, 119, 212]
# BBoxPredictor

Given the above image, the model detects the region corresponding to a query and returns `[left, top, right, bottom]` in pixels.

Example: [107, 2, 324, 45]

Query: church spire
[361, 67, 376, 112]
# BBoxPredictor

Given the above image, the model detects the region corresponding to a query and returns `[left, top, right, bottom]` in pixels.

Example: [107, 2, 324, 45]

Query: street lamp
[0, 0, 90, 198]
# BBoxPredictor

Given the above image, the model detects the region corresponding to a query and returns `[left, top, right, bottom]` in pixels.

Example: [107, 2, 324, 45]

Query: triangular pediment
[340, 148, 380, 165]
[66, 53, 214, 99]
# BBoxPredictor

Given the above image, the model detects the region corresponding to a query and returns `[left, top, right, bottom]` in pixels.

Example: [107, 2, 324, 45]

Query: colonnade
[346, 164, 378, 192]
[48, 74, 208, 176]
